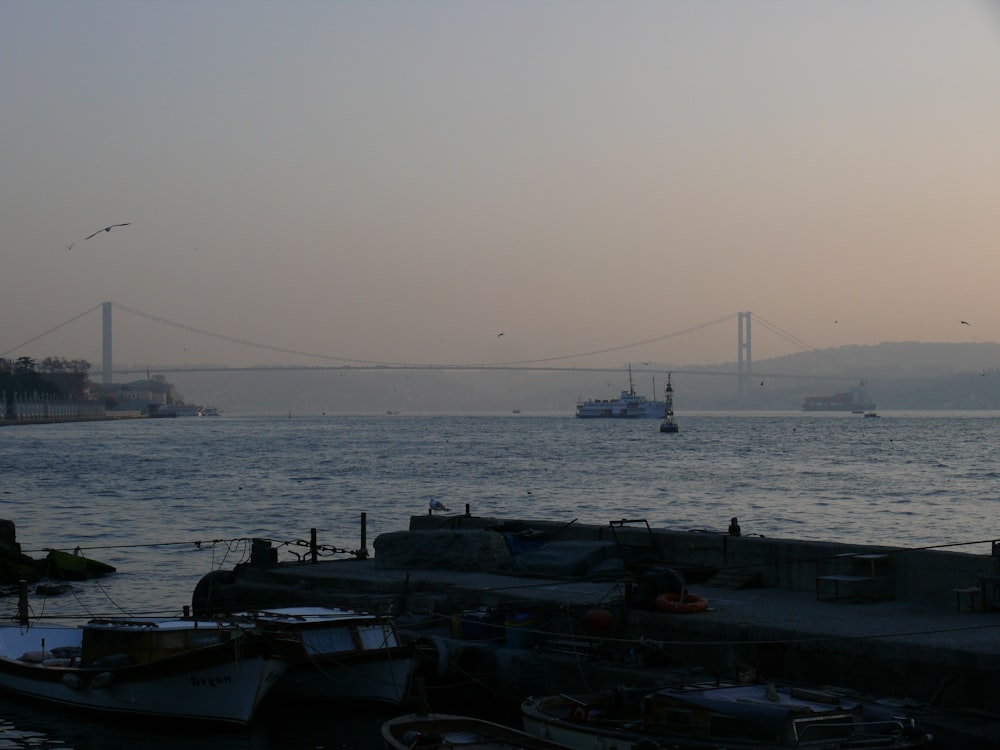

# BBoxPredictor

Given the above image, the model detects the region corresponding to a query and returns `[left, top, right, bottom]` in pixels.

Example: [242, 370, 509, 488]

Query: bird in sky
[428, 498, 450, 512]
[65, 242, 75, 251]
[960, 320, 971, 326]
[84, 222, 131, 240]
[497, 332, 504, 338]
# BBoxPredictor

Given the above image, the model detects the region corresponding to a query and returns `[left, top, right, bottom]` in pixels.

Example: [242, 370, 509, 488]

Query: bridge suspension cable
[752, 314, 819, 353]
[484, 313, 739, 366]
[114, 304, 741, 368]
[112, 303, 379, 365]
[1, 303, 105, 358]
[4, 303, 769, 370]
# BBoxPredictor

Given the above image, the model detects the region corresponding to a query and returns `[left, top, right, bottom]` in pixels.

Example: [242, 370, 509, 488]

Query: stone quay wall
[410, 513, 1000, 608]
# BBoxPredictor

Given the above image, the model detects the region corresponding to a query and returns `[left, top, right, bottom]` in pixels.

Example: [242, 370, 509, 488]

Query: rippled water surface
[1, 412, 999, 747]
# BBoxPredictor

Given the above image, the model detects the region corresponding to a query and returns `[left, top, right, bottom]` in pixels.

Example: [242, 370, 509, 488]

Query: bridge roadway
[192, 519, 1000, 748]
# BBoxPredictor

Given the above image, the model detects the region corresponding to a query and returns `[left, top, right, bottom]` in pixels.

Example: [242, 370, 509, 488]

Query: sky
[3, 1, 1000, 373]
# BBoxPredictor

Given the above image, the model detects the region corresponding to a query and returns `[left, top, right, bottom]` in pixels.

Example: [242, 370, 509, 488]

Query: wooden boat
[0, 617, 285, 724]
[233, 606, 415, 705]
[382, 712, 573, 750]
[521, 681, 932, 749]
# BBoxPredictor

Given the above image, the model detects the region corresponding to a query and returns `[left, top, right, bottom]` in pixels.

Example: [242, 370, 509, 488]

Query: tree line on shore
[0, 356, 91, 403]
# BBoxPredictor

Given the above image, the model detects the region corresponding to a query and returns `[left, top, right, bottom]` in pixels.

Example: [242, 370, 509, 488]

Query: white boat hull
[0, 624, 285, 724]
[277, 653, 415, 704]
[234, 606, 415, 706]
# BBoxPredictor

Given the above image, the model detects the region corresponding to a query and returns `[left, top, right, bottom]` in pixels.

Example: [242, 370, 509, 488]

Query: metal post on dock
[17, 581, 28, 626]
[310, 528, 318, 563]
[358, 512, 369, 559]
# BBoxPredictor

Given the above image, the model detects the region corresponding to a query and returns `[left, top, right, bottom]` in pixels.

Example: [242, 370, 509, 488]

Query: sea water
[1, 412, 999, 748]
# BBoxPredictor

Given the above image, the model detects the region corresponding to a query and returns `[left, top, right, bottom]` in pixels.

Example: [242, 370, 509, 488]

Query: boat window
[189, 630, 226, 647]
[357, 624, 397, 650]
[300, 628, 356, 654]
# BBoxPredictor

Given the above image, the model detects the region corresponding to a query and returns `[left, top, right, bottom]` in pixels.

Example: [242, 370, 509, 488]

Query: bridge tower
[738, 311, 752, 405]
[102, 301, 112, 385]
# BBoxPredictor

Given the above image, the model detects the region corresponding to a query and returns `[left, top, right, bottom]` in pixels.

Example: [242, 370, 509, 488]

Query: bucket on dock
[504, 613, 538, 648]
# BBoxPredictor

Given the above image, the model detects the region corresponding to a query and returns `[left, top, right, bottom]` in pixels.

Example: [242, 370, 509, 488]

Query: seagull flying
[65, 242, 75, 251]
[960, 320, 971, 326]
[84, 222, 131, 240]
[497, 332, 504, 338]
[429, 498, 450, 512]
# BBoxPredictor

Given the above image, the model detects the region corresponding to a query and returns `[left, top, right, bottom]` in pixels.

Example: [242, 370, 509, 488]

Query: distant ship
[576, 365, 664, 419]
[802, 381, 876, 412]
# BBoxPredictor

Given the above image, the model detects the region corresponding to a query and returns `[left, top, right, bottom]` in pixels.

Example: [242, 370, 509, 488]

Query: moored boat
[233, 606, 415, 706]
[576, 364, 663, 418]
[383, 712, 573, 750]
[0, 616, 285, 724]
[521, 681, 931, 749]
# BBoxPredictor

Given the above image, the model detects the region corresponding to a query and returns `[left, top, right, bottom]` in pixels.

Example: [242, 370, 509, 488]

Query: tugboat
[659, 372, 679, 433]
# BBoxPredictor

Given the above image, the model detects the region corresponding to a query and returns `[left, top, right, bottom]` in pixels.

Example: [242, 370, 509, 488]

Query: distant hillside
[159, 341, 1000, 414]
[759, 341, 1000, 379]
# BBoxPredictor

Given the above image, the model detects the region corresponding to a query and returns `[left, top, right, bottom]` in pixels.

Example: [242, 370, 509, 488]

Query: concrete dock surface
[192, 517, 1000, 748]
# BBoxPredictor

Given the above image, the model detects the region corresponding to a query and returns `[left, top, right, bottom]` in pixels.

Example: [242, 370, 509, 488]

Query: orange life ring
[655, 592, 708, 614]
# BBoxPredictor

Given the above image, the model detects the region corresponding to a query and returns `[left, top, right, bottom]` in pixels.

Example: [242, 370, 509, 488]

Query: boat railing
[793, 716, 921, 747]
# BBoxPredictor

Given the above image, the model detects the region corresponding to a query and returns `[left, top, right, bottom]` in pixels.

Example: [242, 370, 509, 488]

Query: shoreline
[0, 413, 146, 426]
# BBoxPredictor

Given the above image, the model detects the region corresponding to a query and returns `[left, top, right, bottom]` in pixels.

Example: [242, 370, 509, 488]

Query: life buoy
[570, 705, 590, 721]
[655, 591, 708, 614]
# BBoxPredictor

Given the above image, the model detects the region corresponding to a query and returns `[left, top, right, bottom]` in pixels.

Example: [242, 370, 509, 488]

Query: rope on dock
[25, 535, 359, 559]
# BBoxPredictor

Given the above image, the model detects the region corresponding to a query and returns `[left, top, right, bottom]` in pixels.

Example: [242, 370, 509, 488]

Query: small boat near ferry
[521, 681, 931, 749]
[576, 364, 663, 418]
[232, 606, 415, 706]
[0, 616, 285, 724]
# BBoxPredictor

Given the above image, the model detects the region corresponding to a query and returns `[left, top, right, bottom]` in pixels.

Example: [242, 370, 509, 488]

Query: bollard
[17, 580, 28, 626]
[310, 528, 318, 563]
[358, 512, 369, 559]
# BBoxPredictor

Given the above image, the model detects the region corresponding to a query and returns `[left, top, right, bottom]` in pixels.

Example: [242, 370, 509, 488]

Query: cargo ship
[802, 381, 876, 412]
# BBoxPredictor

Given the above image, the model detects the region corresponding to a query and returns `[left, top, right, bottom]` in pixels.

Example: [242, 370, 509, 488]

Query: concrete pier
[191, 514, 1000, 747]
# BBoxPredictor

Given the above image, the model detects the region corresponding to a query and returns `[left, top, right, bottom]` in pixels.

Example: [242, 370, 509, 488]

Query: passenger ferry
[575, 365, 664, 419]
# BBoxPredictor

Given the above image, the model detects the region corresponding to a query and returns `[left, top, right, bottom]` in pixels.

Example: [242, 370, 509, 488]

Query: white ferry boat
[575, 365, 664, 419]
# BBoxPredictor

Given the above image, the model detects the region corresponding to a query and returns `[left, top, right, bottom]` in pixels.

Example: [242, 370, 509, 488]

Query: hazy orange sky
[3, 2, 999, 371]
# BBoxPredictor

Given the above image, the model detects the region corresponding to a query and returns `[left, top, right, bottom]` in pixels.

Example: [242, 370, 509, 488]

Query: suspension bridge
[2, 302, 851, 400]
